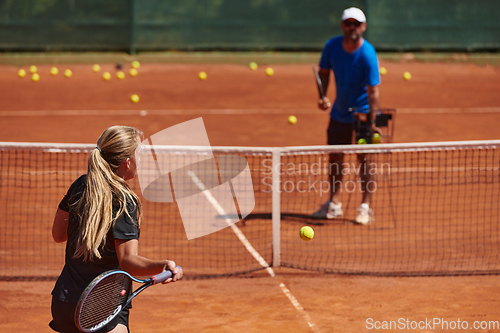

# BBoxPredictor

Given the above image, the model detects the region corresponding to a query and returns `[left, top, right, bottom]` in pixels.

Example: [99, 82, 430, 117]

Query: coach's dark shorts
[327, 117, 353, 145]
[49, 297, 130, 333]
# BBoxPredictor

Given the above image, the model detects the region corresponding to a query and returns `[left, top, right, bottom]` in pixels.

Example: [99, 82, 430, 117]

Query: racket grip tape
[152, 266, 182, 285]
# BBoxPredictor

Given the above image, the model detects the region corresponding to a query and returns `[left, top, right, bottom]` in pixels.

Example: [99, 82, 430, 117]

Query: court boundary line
[0, 107, 500, 117]
[187, 170, 319, 332]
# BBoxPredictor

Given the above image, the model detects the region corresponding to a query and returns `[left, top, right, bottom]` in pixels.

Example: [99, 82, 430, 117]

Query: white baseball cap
[341, 7, 366, 23]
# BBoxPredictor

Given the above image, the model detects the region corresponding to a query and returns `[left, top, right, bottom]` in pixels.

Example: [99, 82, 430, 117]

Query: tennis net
[0, 140, 499, 280]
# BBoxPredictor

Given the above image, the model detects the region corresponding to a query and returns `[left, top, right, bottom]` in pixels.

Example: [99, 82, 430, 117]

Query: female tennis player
[49, 125, 183, 333]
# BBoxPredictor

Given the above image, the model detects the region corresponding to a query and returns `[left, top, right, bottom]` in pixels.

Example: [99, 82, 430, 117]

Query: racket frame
[312, 65, 326, 99]
[75, 269, 176, 332]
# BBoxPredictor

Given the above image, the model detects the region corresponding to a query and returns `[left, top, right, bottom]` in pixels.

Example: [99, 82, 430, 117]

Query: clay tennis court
[1, 57, 500, 332]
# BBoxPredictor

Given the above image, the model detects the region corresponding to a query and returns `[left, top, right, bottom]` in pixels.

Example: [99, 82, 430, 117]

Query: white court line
[187, 170, 319, 332]
[0, 107, 499, 117]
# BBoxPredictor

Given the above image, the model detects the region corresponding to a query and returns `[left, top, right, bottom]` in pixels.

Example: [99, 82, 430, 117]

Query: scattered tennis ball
[31, 73, 40, 82]
[300, 226, 314, 241]
[131, 61, 140, 69]
[357, 138, 367, 144]
[64, 69, 72, 78]
[288, 115, 297, 124]
[29, 65, 37, 74]
[265, 67, 274, 76]
[116, 71, 125, 80]
[18, 69, 26, 78]
[403, 72, 412, 80]
[372, 133, 381, 144]
[131, 94, 140, 103]
[198, 72, 207, 80]
[103, 72, 111, 80]
[249, 62, 258, 70]
[129, 68, 138, 77]
[380, 67, 387, 75]
[50, 67, 58, 76]
[92, 64, 101, 72]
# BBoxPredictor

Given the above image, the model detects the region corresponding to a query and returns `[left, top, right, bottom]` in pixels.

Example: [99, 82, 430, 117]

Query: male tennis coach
[312, 7, 381, 225]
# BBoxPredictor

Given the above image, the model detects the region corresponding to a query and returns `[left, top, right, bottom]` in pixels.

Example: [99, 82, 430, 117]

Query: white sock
[360, 203, 369, 209]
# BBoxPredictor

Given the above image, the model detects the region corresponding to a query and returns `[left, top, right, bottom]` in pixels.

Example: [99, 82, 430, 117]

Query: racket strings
[79, 273, 131, 331]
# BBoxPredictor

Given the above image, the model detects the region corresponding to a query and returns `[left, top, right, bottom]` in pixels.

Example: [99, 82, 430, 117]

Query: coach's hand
[371, 124, 382, 135]
[318, 97, 331, 110]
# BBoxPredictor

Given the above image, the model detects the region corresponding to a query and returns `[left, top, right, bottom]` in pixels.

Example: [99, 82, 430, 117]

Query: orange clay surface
[0, 59, 500, 332]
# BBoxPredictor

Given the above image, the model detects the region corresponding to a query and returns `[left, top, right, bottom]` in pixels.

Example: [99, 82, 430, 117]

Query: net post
[272, 148, 282, 267]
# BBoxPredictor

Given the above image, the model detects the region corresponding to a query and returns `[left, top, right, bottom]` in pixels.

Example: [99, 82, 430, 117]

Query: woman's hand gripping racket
[75, 266, 182, 332]
[312, 66, 331, 110]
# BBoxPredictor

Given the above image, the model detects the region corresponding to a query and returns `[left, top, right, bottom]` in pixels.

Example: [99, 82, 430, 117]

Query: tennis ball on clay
[372, 133, 381, 144]
[50, 67, 58, 76]
[18, 69, 26, 78]
[288, 115, 297, 124]
[265, 67, 274, 76]
[29, 65, 37, 74]
[198, 72, 207, 80]
[403, 71, 412, 80]
[31, 73, 40, 82]
[380, 67, 387, 75]
[64, 69, 72, 78]
[103, 72, 111, 80]
[300, 226, 314, 241]
[92, 64, 101, 72]
[129, 68, 138, 77]
[131, 61, 140, 69]
[249, 62, 258, 70]
[116, 71, 125, 80]
[357, 138, 367, 145]
[131, 94, 140, 103]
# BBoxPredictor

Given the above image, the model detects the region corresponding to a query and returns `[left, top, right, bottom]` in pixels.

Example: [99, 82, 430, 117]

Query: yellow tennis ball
[50, 67, 58, 76]
[18, 69, 26, 78]
[129, 68, 138, 77]
[380, 67, 387, 75]
[357, 138, 367, 145]
[372, 133, 381, 144]
[29, 65, 37, 74]
[198, 72, 207, 80]
[116, 71, 125, 80]
[131, 61, 140, 69]
[103, 72, 111, 80]
[403, 71, 412, 80]
[300, 226, 314, 241]
[92, 64, 101, 72]
[131, 94, 139, 103]
[288, 115, 297, 124]
[64, 69, 72, 78]
[249, 62, 258, 70]
[265, 67, 274, 76]
[31, 73, 40, 82]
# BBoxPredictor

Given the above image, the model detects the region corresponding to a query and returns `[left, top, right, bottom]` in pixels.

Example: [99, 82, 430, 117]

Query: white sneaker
[312, 200, 343, 219]
[355, 203, 372, 225]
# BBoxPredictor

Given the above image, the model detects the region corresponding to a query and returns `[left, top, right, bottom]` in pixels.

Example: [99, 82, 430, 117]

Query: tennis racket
[75, 267, 181, 332]
[312, 65, 326, 99]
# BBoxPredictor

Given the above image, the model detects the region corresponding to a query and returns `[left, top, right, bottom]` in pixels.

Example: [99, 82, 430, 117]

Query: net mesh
[0, 141, 499, 280]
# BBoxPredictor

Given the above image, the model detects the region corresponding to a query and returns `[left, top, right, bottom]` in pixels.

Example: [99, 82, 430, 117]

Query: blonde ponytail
[74, 126, 143, 261]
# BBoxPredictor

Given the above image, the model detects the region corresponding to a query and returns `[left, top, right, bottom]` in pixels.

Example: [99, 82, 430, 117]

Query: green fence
[0, 0, 499, 53]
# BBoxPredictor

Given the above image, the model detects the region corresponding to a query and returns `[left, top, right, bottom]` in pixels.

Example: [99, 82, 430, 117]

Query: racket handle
[152, 266, 182, 285]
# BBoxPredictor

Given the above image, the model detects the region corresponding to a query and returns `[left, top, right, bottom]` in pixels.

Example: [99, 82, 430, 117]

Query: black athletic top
[51, 175, 140, 303]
